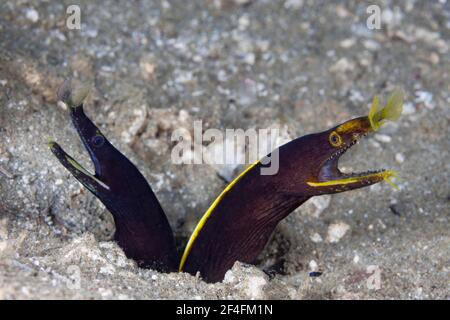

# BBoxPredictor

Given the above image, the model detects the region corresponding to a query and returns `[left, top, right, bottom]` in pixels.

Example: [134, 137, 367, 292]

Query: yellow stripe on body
[178, 161, 260, 272]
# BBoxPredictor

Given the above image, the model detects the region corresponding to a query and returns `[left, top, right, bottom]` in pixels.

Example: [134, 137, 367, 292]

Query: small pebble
[370, 140, 381, 149]
[335, 5, 351, 18]
[310, 232, 323, 243]
[340, 38, 356, 48]
[25, 8, 39, 23]
[395, 153, 405, 164]
[309, 260, 318, 271]
[238, 15, 250, 29]
[243, 52, 255, 65]
[233, 0, 252, 5]
[363, 40, 380, 51]
[374, 134, 392, 143]
[349, 90, 364, 103]
[327, 222, 350, 243]
[308, 195, 331, 218]
[329, 58, 354, 73]
[217, 70, 227, 82]
[415, 91, 435, 109]
[403, 102, 415, 115]
[284, 0, 304, 10]
[381, 7, 403, 26]
[428, 52, 440, 65]
[139, 55, 156, 79]
[244, 275, 267, 299]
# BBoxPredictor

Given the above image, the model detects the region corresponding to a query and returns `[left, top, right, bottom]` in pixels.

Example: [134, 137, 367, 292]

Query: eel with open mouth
[49, 81, 403, 283]
[49, 80, 178, 272]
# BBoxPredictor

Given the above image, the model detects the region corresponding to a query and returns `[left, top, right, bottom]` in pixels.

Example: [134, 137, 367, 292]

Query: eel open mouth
[310, 132, 398, 189]
[307, 88, 404, 190]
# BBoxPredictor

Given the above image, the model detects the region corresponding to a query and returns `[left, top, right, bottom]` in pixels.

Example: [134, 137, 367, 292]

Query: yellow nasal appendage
[369, 88, 404, 131]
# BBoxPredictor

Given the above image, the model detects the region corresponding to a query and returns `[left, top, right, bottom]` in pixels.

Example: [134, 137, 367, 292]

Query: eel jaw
[49, 140, 110, 194]
[307, 119, 397, 192]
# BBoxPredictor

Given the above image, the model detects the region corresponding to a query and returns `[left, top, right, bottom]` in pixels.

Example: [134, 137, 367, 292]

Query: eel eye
[92, 135, 105, 148]
[329, 131, 342, 147]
